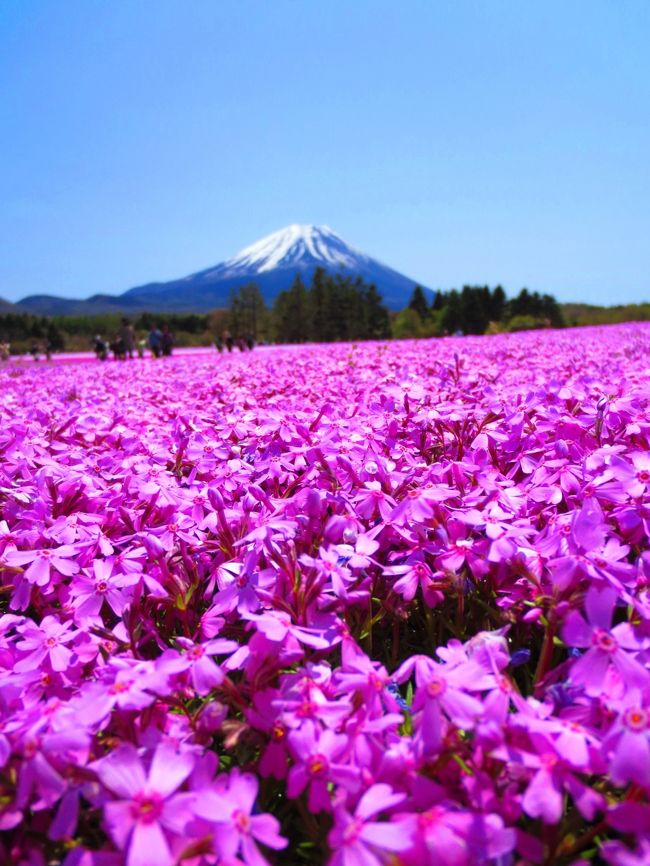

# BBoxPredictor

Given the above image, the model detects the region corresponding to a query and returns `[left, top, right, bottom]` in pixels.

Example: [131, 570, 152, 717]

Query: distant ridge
[16, 225, 430, 315]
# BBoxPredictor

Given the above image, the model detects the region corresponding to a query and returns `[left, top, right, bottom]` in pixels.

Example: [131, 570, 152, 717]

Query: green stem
[534, 620, 556, 687]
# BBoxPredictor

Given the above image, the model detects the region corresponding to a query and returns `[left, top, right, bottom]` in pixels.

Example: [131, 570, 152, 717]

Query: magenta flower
[69, 560, 135, 622]
[603, 696, 650, 788]
[562, 585, 649, 696]
[14, 616, 78, 672]
[383, 556, 444, 606]
[95, 743, 195, 866]
[4, 544, 79, 586]
[173, 635, 239, 695]
[400, 806, 516, 866]
[192, 768, 287, 864]
[287, 723, 360, 812]
[328, 784, 414, 866]
[395, 654, 492, 753]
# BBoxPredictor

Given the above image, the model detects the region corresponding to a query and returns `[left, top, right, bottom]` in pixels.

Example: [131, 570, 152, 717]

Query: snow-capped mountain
[17, 225, 429, 315]
[217, 225, 369, 276]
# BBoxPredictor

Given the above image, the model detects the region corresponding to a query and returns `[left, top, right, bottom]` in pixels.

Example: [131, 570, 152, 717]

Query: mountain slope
[17, 225, 429, 314]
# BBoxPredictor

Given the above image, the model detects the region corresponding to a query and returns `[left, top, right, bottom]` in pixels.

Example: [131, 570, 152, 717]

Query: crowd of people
[0, 341, 53, 362]
[93, 319, 175, 361]
[214, 330, 255, 353]
[92, 321, 257, 361]
[0, 318, 258, 363]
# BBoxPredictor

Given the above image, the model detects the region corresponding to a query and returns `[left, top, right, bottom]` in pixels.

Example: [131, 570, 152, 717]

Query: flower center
[419, 806, 444, 829]
[233, 809, 250, 833]
[187, 645, 204, 660]
[45, 636, 58, 648]
[623, 707, 649, 732]
[307, 754, 329, 778]
[24, 738, 40, 758]
[297, 700, 317, 718]
[592, 629, 617, 653]
[132, 791, 163, 824]
[343, 817, 363, 844]
[427, 676, 447, 697]
[271, 722, 286, 741]
[540, 752, 558, 770]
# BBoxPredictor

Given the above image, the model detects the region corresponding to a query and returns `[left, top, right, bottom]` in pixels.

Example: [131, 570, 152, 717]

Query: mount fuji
[17, 225, 429, 315]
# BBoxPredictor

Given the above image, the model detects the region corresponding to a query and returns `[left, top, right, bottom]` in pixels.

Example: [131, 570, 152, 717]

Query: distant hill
[16, 225, 430, 315]
[0, 297, 17, 312]
[560, 302, 650, 326]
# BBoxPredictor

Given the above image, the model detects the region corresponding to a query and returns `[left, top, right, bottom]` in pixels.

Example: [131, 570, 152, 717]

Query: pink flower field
[2, 324, 650, 866]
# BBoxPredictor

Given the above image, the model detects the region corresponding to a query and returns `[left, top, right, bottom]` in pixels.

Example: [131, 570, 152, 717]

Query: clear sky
[1, 0, 648, 305]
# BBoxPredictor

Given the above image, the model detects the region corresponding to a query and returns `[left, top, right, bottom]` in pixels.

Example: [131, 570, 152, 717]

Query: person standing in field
[148, 324, 163, 358]
[161, 323, 174, 357]
[119, 318, 135, 359]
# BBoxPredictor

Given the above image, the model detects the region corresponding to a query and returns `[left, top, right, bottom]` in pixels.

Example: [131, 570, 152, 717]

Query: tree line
[394, 284, 564, 338]
[0, 312, 212, 353]
[222, 268, 391, 344]
[0, 277, 569, 354]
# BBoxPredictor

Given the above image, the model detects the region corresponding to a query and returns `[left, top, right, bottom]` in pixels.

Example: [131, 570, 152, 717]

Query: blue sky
[1, 0, 648, 305]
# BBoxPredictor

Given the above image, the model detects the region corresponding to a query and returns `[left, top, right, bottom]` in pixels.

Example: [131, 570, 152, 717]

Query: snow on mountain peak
[221, 224, 368, 275]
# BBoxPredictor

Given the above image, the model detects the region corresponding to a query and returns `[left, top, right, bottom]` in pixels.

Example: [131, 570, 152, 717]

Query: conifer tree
[408, 285, 429, 320]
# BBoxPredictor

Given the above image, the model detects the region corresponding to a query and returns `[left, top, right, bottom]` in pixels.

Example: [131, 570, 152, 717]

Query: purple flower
[603, 697, 650, 788]
[94, 743, 195, 866]
[287, 722, 360, 812]
[174, 636, 239, 695]
[4, 544, 80, 586]
[14, 616, 78, 673]
[562, 585, 649, 696]
[328, 784, 414, 866]
[191, 768, 287, 865]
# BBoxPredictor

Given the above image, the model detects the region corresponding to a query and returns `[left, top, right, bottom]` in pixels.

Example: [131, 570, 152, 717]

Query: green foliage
[0, 310, 213, 353]
[392, 308, 425, 339]
[273, 275, 310, 343]
[428, 285, 564, 336]
[506, 314, 547, 332]
[269, 270, 391, 344]
[226, 283, 270, 340]
[560, 302, 650, 327]
[408, 285, 429, 320]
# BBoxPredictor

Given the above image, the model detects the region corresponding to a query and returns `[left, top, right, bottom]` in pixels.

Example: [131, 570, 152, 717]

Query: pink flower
[562, 585, 649, 696]
[4, 544, 79, 586]
[287, 723, 360, 812]
[174, 636, 239, 695]
[328, 784, 414, 866]
[14, 615, 78, 672]
[192, 768, 287, 865]
[95, 743, 195, 866]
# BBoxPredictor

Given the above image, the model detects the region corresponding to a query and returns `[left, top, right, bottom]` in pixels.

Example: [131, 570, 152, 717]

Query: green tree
[273, 275, 310, 343]
[308, 267, 329, 341]
[408, 285, 429, 320]
[365, 284, 391, 339]
[228, 283, 268, 339]
[393, 308, 424, 339]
